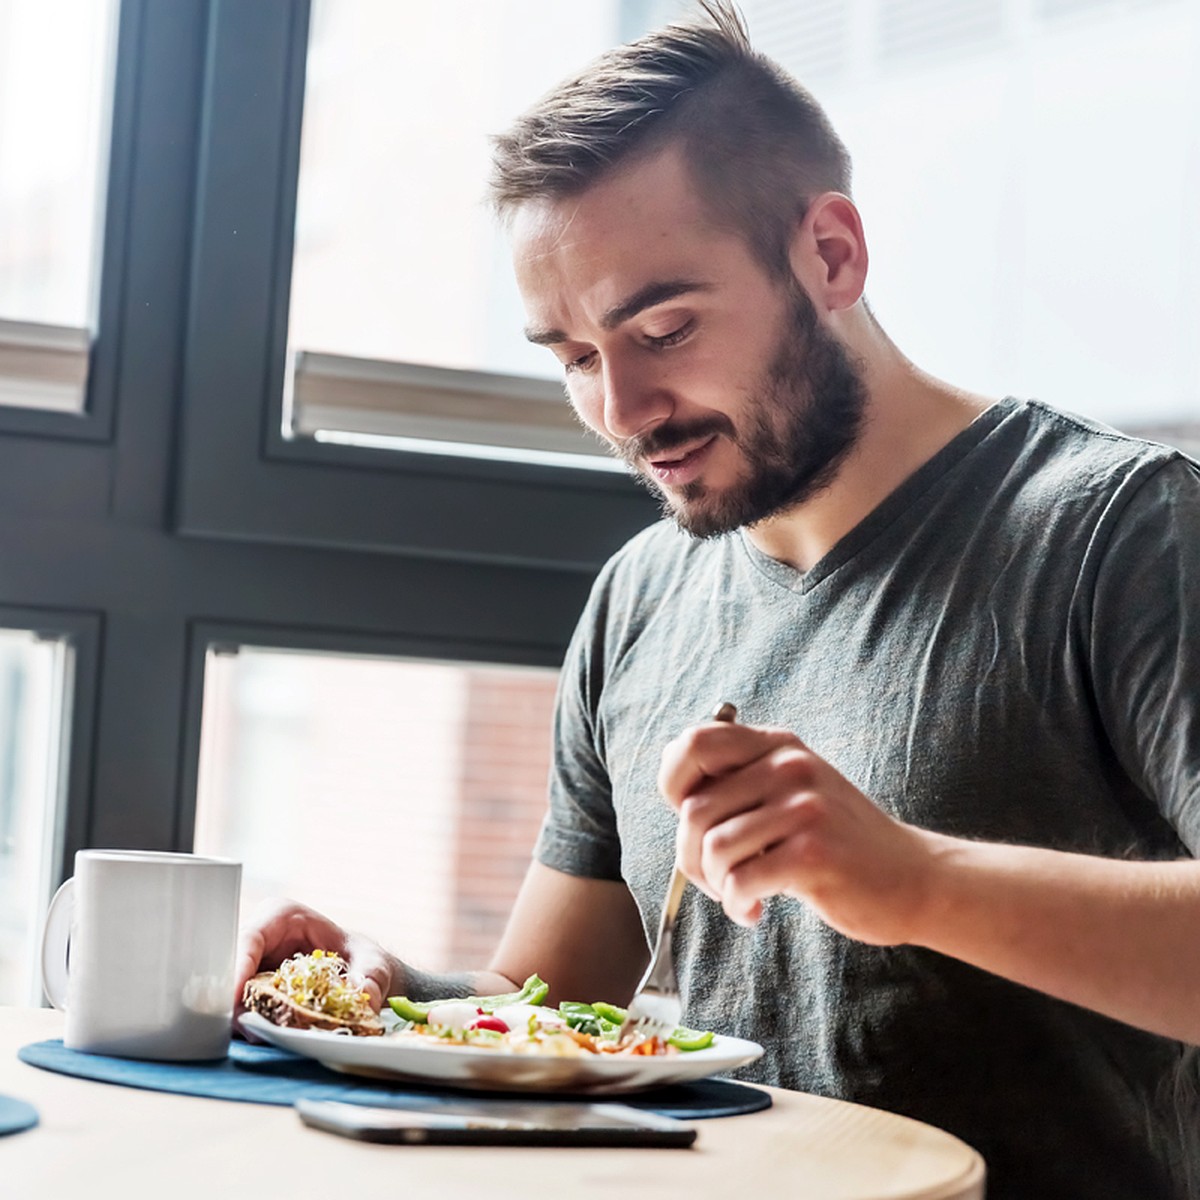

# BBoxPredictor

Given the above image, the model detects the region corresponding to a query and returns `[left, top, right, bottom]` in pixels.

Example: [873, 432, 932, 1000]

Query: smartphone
[295, 1097, 698, 1148]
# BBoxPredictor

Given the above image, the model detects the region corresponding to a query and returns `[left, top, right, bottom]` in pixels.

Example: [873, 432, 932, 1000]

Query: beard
[617, 281, 868, 539]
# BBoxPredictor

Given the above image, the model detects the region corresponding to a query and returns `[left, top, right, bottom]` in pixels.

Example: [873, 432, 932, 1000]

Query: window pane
[193, 646, 558, 972]
[0, 0, 119, 415]
[0, 628, 73, 1005]
[284, 0, 642, 464]
[289, 0, 626, 380]
[0, 0, 118, 329]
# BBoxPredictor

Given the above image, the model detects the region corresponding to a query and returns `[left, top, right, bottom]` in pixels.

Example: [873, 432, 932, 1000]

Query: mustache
[617, 416, 736, 466]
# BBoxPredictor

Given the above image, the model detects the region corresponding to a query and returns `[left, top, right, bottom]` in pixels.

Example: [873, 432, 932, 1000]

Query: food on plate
[387, 974, 715, 1057]
[242, 949, 384, 1036]
[244, 957, 716, 1056]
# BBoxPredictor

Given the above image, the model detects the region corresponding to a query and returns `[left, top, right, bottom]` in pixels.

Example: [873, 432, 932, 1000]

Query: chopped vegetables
[385, 974, 716, 1056]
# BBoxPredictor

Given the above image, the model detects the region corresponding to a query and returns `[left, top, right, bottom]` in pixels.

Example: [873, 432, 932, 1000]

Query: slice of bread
[242, 972, 385, 1036]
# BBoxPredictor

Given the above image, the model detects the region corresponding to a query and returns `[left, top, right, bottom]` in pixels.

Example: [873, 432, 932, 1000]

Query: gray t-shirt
[536, 398, 1200, 1199]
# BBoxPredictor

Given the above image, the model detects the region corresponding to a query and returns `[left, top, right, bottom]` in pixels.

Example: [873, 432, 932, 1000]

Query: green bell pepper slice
[387, 973, 549, 1023]
[590, 1001, 628, 1024]
[388, 995, 433, 1023]
[667, 1026, 715, 1051]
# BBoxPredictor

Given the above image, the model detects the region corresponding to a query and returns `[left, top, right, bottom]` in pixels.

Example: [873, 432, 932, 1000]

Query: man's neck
[745, 342, 995, 572]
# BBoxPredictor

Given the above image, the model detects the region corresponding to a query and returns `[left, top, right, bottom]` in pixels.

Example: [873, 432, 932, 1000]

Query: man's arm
[392, 862, 649, 1005]
[914, 834, 1200, 1043]
[488, 861, 649, 1006]
[662, 717, 1200, 1045]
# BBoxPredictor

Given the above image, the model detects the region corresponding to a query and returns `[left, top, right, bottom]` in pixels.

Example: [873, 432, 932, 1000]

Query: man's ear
[786, 193, 868, 313]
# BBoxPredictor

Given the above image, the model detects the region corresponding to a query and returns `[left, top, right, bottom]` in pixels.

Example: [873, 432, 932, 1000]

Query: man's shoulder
[1000, 398, 1195, 514]
[1019, 399, 1191, 476]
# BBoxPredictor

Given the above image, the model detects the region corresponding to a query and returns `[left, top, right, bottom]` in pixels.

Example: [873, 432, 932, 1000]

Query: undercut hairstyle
[489, 1, 853, 279]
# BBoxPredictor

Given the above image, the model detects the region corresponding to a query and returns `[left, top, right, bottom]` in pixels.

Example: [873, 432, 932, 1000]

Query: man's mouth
[644, 435, 718, 486]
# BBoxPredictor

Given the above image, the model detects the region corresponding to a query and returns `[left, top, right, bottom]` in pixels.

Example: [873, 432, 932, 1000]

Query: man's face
[511, 147, 866, 538]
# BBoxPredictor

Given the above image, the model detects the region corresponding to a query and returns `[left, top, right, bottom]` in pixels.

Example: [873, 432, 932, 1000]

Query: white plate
[240, 1011, 763, 1095]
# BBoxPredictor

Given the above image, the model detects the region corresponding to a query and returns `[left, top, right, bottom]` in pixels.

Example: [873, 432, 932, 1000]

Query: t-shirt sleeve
[533, 570, 624, 881]
[1087, 455, 1200, 852]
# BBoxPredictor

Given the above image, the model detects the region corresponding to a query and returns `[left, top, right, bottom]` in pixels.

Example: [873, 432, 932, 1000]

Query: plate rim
[239, 1010, 764, 1089]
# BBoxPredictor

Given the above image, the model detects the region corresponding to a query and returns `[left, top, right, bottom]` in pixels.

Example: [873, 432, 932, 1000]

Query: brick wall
[446, 668, 560, 966]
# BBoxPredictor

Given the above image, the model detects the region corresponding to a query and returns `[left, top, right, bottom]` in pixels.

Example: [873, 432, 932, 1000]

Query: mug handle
[40, 876, 75, 1010]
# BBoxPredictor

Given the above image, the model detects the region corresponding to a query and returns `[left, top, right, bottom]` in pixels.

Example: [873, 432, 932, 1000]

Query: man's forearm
[913, 833, 1200, 1044]
[387, 957, 519, 1003]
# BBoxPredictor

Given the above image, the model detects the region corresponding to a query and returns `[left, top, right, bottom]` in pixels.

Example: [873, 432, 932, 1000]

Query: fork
[618, 702, 738, 1047]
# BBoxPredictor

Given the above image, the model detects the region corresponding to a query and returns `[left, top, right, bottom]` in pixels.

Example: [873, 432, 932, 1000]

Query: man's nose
[601, 358, 672, 442]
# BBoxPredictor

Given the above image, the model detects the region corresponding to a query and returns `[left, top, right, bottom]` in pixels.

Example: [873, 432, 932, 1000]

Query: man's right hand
[233, 898, 400, 1028]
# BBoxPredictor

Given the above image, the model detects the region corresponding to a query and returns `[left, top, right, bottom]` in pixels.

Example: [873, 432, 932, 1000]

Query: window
[0, 0, 631, 1004]
[174, 0, 656, 568]
[193, 644, 559, 970]
[0, 0, 119, 417]
[283, 0, 636, 467]
[0, 628, 74, 1005]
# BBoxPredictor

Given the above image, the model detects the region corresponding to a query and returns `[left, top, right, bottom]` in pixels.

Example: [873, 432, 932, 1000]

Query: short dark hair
[489, 1, 852, 278]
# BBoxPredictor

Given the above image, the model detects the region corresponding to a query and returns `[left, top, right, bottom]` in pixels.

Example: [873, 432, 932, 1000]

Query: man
[238, 4, 1200, 1195]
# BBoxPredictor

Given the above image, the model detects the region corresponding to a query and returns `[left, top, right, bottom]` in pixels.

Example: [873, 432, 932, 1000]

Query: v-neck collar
[738, 397, 1021, 594]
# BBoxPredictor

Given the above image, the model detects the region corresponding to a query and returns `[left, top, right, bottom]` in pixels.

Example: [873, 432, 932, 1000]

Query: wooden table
[2, 1008, 984, 1198]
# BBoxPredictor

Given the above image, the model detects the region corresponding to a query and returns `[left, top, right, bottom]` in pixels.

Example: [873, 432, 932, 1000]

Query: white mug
[41, 849, 242, 1061]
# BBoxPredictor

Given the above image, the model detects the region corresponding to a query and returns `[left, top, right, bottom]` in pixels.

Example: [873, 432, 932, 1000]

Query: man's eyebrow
[522, 279, 712, 346]
[600, 279, 711, 331]
[524, 325, 569, 347]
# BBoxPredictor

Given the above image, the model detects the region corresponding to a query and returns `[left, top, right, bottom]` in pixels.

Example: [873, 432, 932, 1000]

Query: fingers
[698, 793, 834, 923]
[658, 720, 800, 806]
[662, 719, 924, 941]
[699, 791, 823, 897]
[692, 784, 933, 945]
[232, 899, 349, 1017]
[342, 933, 396, 1013]
[676, 742, 818, 859]
[718, 834, 814, 927]
[231, 898, 399, 1027]
[233, 925, 268, 1005]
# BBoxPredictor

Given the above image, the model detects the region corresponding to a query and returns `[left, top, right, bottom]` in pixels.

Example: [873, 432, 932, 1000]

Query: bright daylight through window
[193, 646, 559, 972]
[0, 629, 74, 1005]
[0, 0, 118, 415]
[286, 0, 1199, 463]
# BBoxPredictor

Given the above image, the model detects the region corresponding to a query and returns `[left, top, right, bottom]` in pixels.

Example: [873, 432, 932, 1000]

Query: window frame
[174, 0, 656, 572]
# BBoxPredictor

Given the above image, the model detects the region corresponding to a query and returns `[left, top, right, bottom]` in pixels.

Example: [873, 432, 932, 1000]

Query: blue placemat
[18, 1040, 770, 1120]
[0, 1092, 39, 1136]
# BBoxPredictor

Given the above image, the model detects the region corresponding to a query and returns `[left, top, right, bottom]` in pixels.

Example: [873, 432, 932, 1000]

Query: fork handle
[660, 865, 688, 931]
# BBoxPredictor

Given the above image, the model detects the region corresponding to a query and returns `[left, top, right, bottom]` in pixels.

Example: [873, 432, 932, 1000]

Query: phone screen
[295, 1098, 698, 1148]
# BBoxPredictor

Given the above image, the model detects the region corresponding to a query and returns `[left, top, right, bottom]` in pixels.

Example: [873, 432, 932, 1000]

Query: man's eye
[646, 321, 694, 349]
[563, 350, 597, 374]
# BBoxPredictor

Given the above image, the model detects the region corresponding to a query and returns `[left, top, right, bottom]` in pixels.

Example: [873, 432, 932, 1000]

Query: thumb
[344, 939, 395, 1013]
